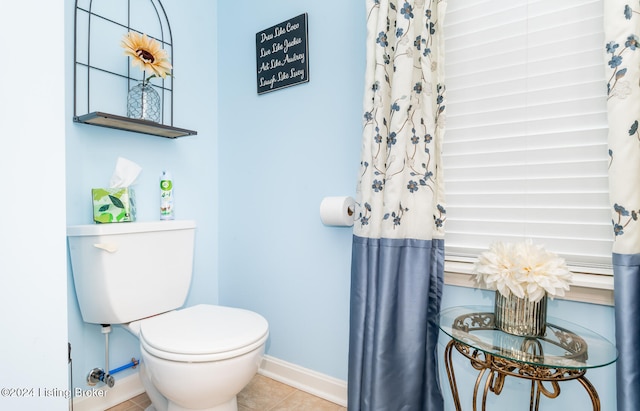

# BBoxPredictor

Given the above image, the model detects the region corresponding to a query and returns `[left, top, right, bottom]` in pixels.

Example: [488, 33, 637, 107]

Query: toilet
[67, 220, 269, 411]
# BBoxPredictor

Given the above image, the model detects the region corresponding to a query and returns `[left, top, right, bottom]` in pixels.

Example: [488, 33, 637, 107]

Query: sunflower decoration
[121, 32, 172, 85]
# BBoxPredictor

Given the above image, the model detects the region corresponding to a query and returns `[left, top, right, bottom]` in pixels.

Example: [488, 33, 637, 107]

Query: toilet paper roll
[320, 196, 355, 227]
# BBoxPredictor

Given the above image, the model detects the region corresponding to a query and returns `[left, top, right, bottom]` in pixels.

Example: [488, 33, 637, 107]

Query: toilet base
[144, 397, 237, 411]
[140, 360, 242, 411]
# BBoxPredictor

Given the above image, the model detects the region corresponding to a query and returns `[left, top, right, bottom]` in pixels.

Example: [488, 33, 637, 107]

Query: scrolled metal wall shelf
[73, 0, 196, 138]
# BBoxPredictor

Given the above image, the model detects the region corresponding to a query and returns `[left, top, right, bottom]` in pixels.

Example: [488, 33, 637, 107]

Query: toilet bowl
[126, 304, 269, 411]
[66, 221, 269, 411]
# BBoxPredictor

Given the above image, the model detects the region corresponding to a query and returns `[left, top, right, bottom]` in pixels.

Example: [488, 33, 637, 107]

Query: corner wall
[217, 1, 365, 380]
[65, 0, 219, 394]
[0, 2, 69, 410]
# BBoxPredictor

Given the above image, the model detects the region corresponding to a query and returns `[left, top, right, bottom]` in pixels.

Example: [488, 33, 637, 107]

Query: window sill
[444, 261, 614, 306]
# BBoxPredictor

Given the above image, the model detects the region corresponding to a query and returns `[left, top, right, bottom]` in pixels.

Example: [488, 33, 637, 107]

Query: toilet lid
[139, 304, 269, 360]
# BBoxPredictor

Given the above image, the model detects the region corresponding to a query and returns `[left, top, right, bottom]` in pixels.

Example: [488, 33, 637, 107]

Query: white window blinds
[443, 0, 611, 269]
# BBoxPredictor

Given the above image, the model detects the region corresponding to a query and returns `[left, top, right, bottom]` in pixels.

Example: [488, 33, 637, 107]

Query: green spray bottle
[160, 170, 174, 220]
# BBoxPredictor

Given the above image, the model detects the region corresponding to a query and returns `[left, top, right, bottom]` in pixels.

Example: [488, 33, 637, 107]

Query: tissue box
[92, 188, 136, 223]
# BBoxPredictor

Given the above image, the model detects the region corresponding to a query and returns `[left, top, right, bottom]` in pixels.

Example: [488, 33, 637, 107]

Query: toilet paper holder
[319, 196, 355, 227]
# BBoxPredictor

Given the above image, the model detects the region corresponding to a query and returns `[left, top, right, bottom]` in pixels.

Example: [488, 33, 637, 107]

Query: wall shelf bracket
[74, 112, 196, 139]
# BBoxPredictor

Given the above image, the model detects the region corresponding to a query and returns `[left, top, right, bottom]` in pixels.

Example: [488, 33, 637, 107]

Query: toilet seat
[138, 304, 269, 362]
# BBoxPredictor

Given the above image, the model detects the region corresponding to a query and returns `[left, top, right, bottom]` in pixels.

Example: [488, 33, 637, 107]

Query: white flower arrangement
[473, 241, 573, 303]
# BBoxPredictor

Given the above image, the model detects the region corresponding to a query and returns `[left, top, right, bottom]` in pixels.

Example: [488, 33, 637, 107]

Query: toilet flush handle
[94, 243, 119, 253]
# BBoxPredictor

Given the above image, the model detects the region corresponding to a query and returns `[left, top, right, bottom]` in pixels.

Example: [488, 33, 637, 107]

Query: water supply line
[86, 325, 139, 388]
[109, 359, 140, 375]
[103, 325, 110, 385]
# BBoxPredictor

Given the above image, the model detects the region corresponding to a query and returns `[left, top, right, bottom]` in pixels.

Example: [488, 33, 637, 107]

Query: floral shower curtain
[604, 1, 640, 410]
[348, 1, 447, 409]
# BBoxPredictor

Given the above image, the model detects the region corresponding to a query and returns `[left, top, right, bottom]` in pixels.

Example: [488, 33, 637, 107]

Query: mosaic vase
[494, 291, 547, 337]
[127, 82, 161, 123]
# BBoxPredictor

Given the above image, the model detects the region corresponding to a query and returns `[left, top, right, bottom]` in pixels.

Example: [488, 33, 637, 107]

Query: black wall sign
[256, 13, 309, 95]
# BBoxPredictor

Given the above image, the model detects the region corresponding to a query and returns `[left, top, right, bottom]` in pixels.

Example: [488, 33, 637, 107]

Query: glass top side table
[438, 305, 617, 411]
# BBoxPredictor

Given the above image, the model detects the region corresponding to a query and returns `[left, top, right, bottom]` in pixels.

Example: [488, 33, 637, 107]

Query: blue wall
[217, 2, 617, 409]
[0, 3, 69, 411]
[217, 0, 364, 380]
[65, 0, 218, 389]
[62, 1, 617, 409]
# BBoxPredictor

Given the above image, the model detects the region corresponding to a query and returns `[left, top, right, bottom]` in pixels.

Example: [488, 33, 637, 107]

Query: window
[443, 0, 611, 273]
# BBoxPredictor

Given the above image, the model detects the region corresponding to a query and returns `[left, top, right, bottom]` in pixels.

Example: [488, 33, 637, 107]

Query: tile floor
[105, 374, 347, 411]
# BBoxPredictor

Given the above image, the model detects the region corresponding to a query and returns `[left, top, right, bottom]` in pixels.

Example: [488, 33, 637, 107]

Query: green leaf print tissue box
[91, 188, 137, 223]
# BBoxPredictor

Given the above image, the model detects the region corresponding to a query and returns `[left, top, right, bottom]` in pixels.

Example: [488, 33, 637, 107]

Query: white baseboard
[258, 355, 348, 407]
[72, 373, 145, 411]
[71, 356, 348, 410]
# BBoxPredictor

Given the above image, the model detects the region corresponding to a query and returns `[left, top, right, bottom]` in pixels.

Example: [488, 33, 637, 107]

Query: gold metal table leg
[444, 339, 462, 411]
[480, 370, 494, 411]
[530, 380, 537, 411]
[577, 376, 601, 411]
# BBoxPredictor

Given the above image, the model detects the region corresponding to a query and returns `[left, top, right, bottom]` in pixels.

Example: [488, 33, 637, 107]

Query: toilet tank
[67, 220, 196, 324]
